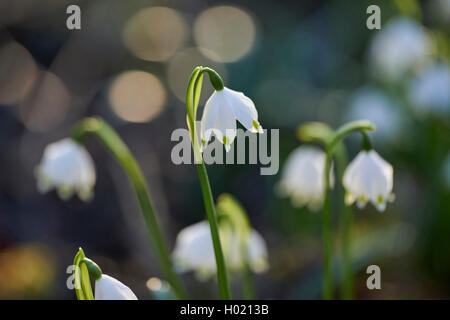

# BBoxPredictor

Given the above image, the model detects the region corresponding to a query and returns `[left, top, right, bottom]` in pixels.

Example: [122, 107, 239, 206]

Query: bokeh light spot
[109, 70, 166, 123]
[19, 71, 70, 132]
[194, 6, 256, 63]
[122, 7, 188, 62]
[0, 41, 38, 105]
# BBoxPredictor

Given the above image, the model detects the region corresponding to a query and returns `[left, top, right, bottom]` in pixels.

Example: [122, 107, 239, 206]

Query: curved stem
[327, 120, 375, 152]
[186, 67, 231, 299]
[80, 257, 102, 281]
[72, 117, 186, 299]
[322, 151, 333, 300]
[300, 120, 375, 300]
[335, 144, 353, 300]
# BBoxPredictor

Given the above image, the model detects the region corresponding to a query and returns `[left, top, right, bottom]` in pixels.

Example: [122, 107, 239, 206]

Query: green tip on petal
[223, 136, 230, 146]
[377, 194, 384, 204]
[252, 120, 259, 131]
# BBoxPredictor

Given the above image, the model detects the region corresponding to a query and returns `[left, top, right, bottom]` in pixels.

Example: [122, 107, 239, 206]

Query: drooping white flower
[407, 62, 450, 115]
[277, 146, 334, 211]
[35, 138, 96, 201]
[343, 150, 394, 212]
[369, 17, 431, 82]
[95, 274, 138, 300]
[200, 87, 263, 152]
[172, 221, 268, 280]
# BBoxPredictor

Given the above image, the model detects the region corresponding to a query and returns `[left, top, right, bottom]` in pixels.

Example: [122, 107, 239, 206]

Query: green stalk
[72, 117, 186, 299]
[299, 120, 375, 300]
[241, 265, 255, 300]
[327, 120, 375, 152]
[335, 144, 353, 299]
[197, 162, 231, 299]
[217, 194, 254, 300]
[186, 67, 231, 299]
[322, 150, 333, 300]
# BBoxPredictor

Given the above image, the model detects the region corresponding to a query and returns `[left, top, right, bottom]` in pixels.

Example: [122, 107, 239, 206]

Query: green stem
[72, 117, 186, 299]
[186, 66, 231, 299]
[322, 151, 333, 300]
[324, 120, 375, 299]
[240, 236, 255, 300]
[327, 120, 375, 152]
[196, 162, 231, 299]
[299, 120, 375, 300]
[335, 144, 353, 300]
[241, 265, 255, 300]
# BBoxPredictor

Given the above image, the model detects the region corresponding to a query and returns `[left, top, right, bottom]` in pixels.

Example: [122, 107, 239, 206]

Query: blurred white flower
[172, 221, 268, 280]
[201, 87, 263, 152]
[369, 17, 431, 82]
[407, 63, 450, 115]
[95, 274, 138, 300]
[35, 138, 96, 201]
[345, 86, 402, 139]
[277, 146, 333, 211]
[343, 150, 394, 212]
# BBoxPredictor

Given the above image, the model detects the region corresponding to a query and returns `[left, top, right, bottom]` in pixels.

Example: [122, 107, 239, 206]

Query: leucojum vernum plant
[279, 121, 394, 299]
[184, 66, 264, 299]
[36, 65, 393, 300]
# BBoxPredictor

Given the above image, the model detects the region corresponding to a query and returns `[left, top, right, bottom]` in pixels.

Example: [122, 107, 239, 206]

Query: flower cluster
[34, 66, 396, 301]
[279, 125, 394, 213]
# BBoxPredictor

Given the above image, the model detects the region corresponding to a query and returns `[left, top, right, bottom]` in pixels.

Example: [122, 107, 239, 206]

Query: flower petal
[95, 274, 138, 300]
[222, 88, 261, 133]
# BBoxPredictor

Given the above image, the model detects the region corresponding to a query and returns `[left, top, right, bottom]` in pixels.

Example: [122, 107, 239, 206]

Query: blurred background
[0, 0, 449, 299]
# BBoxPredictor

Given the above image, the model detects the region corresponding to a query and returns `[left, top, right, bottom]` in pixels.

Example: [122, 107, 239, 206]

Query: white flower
[172, 221, 268, 280]
[277, 146, 334, 211]
[343, 150, 394, 212]
[95, 274, 138, 300]
[407, 63, 450, 115]
[35, 138, 96, 201]
[369, 17, 431, 82]
[200, 87, 263, 152]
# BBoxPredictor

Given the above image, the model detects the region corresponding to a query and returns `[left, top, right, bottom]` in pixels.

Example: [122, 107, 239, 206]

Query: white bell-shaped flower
[172, 221, 268, 280]
[343, 150, 394, 212]
[35, 138, 96, 201]
[95, 274, 138, 300]
[277, 146, 334, 211]
[200, 87, 263, 152]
